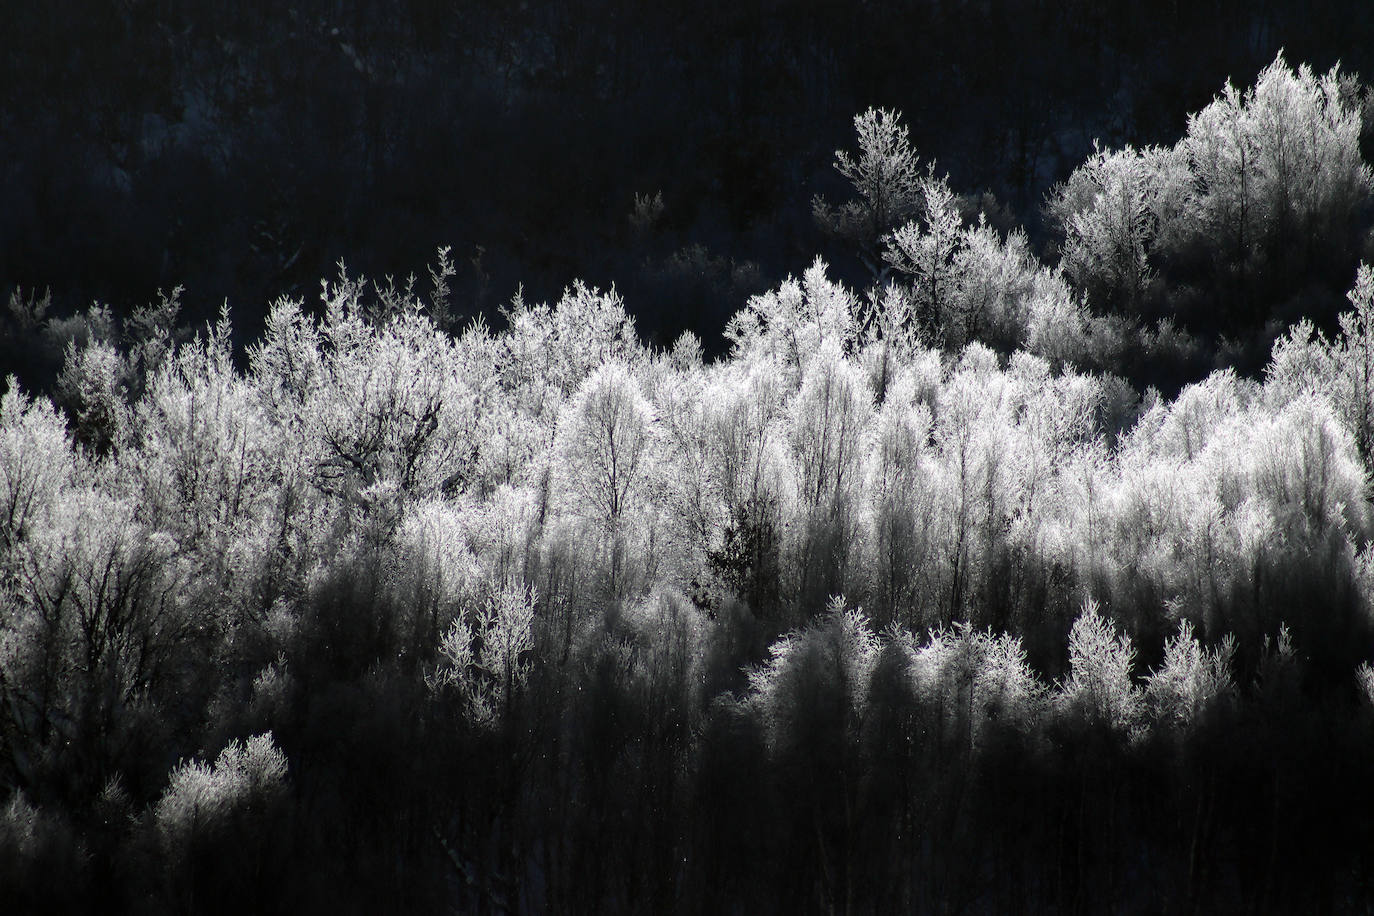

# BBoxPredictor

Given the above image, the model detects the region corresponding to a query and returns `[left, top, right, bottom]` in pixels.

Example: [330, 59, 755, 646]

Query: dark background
[4, 0, 1374, 358]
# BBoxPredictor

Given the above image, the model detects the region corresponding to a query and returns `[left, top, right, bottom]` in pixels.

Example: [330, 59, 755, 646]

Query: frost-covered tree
[1, 484, 199, 799]
[1046, 143, 1163, 312]
[1358, 660, 1374, 708]
[1053, 52, 1371, 331]
[929, 343, 1042, 624]
[303, 285, 489, 517]
[1020, 271, 1101, 367]
[862, 375, 937, 627]
[1145, 619, 1235, 732]
[814, 108, 923, 279]
[747, 598, 880, 757]
[428, 583, 536, 729]
[1185, 78, 1259, 283]
[55, 338, 127, 458]
[884, 178, 1081, 355]
[724, 257, 858, 378]
[1242, 53, 1370, 253]
[704, 363, 790, 515]
[394, 497, 484, 651]
[500, 282, 643, 406]
[1263, 264, 1374, 463]
[1058, 600, 1141, 734]
[1264, 318, 1335, 408]
[908, 624, 1045, 750]
[0, 381, 75, 556]
[128, 312, 279, 582]
[784, 344, 873, 610]
[150, 732, 290, 915]
[556, 361, 656, 532]
[701, 364, 791, 614]
[856, 284, 925, 401]
[886, 174, 964, 334]
[1331, 264, 1374, 460]
[788, 343, 872, 510]
[951, 220, 1040, 349]
[555, 361, 658, 596]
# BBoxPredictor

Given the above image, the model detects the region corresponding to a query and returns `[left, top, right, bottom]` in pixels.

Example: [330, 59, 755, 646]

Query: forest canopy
[4, 52, 1374, 915]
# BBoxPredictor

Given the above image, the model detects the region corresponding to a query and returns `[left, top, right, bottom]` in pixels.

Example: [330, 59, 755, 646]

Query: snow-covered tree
[1046, 143, 1161, 312]
[0, 381, 75, 555]
[886, 174, 964, 334]
[862, 374, 937, 626]
[747, 598, 880, 758]
[1145, 619, 1235, 732]
[724, 258, 858, 378]
[555, 361, 658, 596]
[129, 312, 278, 566]
[150, 732, 291, 913]
[499, 282, 643, 405]
[428, 582, 536, 729]
[1058, 600, 1141, 734]
[55, 338, 127, 458]
[814, 108, 923, 279]
[1331, 264, 1374, 460]
[788, 343, 872, 510]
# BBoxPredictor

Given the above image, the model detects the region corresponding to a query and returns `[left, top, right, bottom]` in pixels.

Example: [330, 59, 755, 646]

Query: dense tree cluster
[1046, 54, 1374, 374]
[6, 55, 1374, 914]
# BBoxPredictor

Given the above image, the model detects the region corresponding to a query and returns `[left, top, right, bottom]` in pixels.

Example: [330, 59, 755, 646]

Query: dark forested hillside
[5, 0, 1374, 372]
[6, 19, 1374, 916]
